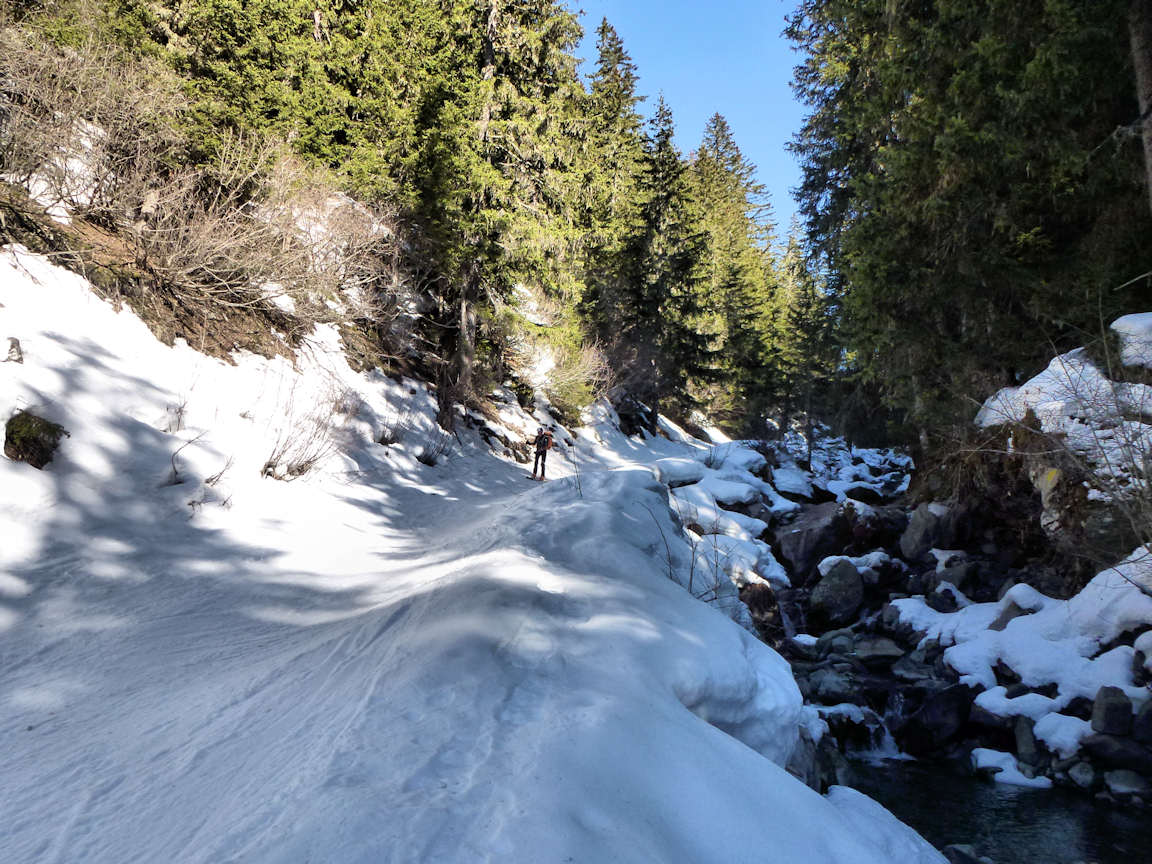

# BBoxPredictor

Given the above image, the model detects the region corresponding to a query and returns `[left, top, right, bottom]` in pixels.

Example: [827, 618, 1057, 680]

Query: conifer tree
[775, 223, 837, 454]
[689, 113, 779, 424]
[581, 18, 646, 343]
[615, 97, 714, 422]
[788, 0, 1151, 436]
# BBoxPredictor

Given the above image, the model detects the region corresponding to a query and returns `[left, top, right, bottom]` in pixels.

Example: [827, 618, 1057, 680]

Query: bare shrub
[262, 386, 344, 481]
[0, 27, 414, 351]
[415, 429, 454, 466]
[377, 408, 411, 446]
[974, 338, 1152, 596]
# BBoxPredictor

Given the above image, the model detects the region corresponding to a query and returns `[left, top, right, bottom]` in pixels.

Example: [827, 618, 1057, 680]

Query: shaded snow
[1112, 312, 1152, 369]
[971, 749, 1052, 789]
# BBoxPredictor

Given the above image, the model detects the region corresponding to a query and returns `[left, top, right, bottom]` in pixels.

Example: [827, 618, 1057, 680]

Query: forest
[2, 0, 1150, 458]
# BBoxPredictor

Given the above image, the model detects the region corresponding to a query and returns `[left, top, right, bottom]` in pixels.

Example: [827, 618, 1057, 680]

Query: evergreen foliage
[7, 0, 843, 436]
[788, 0, 1152, 437]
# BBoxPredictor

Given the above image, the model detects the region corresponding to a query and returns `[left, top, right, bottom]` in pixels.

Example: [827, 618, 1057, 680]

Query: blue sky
[570, 0, 805, 233]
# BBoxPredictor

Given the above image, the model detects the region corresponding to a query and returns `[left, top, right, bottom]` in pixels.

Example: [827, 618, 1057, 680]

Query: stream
[847, 758, 1152, 863]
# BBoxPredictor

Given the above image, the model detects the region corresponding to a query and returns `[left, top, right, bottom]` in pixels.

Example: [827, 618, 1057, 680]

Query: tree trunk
[1131, 0, 1152, 216]
[477, 0, 499, 143]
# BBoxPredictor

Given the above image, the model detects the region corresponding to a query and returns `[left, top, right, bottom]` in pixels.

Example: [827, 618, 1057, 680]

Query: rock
[1061, 696, 1094, 721]
[942, 844, 995, 864]
[822, 705, 886, 750]
[891, 655, 937, 684]
[881, 603, 902, 631]
[3, 410, 69, 469]
[608, 388, 656, 436]
[816, 628, 855, 658]
[992, 660, 1021, 687]
[774, 502, 849, 584]
[810, 559, 864, 626]
[895, 684, 975, 756]
[1028, 461, 1143, 574]
[1091, 686, 1133, 735]
[5, 336, 22, 363]
[968, 704, 1013, 732]
[1134, 701, 1152, 746]
[841, 485, 884, 505]
[1081, 734, 1152, 775]
[814, 733, 854, 791]
[1015, 716, 1040, 767]
[740, 584, 786, 648]
[926, 589, 958, 613]
[846, 504, 908, 552]
[785, 726, 821, 791]
[988, 600, 1030, 632]
[1003, 683, 1030, 700]
[1069, 761, 1097, 789]
[1134, 650, 1150, 688]
[810, 668, 857, 705]
[1105, 769, 1152, 798]
[939, 561, 979, 593]
[899, 501, 952, 561]
[852, 635, 905, 668]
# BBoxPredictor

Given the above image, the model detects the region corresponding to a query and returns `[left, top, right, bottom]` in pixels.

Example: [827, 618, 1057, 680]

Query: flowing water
[847, 758, 1152, 863]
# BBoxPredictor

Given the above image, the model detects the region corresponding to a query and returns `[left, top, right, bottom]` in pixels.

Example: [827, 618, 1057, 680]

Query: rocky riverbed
[732, 434, 1152, 816]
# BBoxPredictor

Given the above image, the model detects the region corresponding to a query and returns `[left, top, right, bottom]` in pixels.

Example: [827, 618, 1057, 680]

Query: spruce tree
[788, 0, 1152, 436]
[689, 113, 779, 426]
[615, 97, 714, 422]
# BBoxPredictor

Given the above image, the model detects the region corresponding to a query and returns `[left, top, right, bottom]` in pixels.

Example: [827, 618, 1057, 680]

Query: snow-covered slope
[0, 246, 943, 862]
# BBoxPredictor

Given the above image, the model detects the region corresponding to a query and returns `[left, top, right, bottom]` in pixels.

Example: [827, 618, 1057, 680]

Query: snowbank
[893, 549, 1152, 762]
[0, 246, 943, 862]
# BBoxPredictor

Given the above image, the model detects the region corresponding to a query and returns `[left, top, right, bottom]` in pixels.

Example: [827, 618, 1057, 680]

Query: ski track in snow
[0, 246, 943, 863]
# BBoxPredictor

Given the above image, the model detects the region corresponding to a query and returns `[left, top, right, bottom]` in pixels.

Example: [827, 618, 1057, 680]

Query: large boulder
[1091, 686, 1133, 736]
[1081, 734, 1152, 775]
[809, 668, 857, 705]
[1134, 701, 1152, 746]
[899, 502, 953, 561]
[1105, 769, 1152, 798]
[1068, 761, 1097, 789]
[810, 559, 864, 626]
[852, 635, 905, 668]
[774, 502, 849, 584]
[608, 388, 656, 436]
[846, 504, 908, 553]
[1015, 716, 1041, 767]
[894, 684, 975, 756]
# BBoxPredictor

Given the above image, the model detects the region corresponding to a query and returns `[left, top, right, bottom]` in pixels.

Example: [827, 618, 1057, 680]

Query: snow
[825, 787, 947, 863]
[970, 749, 1053, 788]
[0, 245, 943, 862]
[694, 474, 759, 506]
[893, 550, 1152, 762]
[975, 348, 1152, 499]
[1111, 312, 1152, 369]
[772, 465, 814, 498]
[1136, 631, 1152, 672]
[651, 456, 706, 486]
[818, 550, 897, 584]
[1033, 713, 1093, 759]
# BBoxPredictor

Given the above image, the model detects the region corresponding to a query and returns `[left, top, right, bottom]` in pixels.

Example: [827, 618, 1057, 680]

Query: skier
[530, 425, 554, 481]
